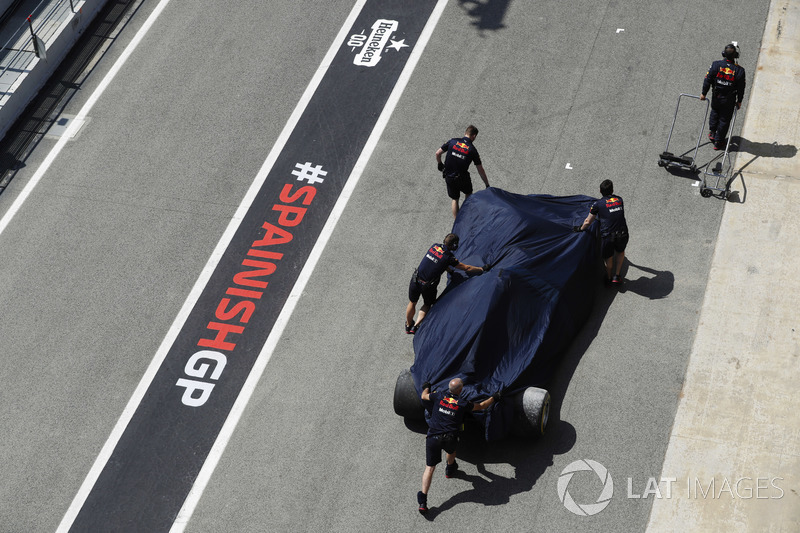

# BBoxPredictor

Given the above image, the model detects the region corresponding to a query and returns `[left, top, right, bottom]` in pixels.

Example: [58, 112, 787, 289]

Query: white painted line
[171, 0, 449, 529]
[616, 28, 624, 33]
[565, 163, 573, 169]
[692, 180, 700, 186]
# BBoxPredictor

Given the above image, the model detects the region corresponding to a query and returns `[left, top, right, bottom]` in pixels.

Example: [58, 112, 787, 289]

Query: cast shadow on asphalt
[725, 137, 797, 204]
[617, 260, 674, 300]
[457, 0, 512, 32]
[412, 274, 620, 520]
[419, 418, 577, 520]
[735, 136, 798, 159]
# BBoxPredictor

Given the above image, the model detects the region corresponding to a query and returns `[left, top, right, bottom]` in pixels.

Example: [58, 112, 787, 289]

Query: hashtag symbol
[291, 162, 327, 185]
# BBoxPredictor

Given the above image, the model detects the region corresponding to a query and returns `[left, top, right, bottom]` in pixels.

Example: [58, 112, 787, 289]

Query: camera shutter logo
[557, 459, 614, 516]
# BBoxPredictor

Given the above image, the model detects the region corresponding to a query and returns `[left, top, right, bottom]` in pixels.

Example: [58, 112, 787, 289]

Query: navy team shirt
[590, 195, 628, 237]
[702, 58, 746, 103]
[416, 243, 458, 283]
[427, 390, 473, 436]
[441, 137, 482, 178]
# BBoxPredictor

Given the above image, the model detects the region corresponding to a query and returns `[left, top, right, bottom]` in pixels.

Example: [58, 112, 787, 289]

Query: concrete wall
[0, 0, 109, 142]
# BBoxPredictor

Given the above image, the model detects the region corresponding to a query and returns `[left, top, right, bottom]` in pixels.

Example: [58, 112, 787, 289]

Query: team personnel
[700, 44, 746, 150]
[406, 233, 485, 334]
[435, 125, 490, 218]
[577, 179, 629, 286]
[417, 378, 499, 514]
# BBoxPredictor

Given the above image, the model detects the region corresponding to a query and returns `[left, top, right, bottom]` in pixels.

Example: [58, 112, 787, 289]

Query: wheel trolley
[657, 94, 710, 173]
[699, 107, 738, 199]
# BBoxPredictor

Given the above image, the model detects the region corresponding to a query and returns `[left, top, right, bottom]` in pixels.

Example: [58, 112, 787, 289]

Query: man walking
[700, 43, 746, 150]
[436, 125, 490, 218]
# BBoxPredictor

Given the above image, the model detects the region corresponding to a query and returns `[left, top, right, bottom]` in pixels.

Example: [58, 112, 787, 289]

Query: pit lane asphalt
[0, 0, 773, 531]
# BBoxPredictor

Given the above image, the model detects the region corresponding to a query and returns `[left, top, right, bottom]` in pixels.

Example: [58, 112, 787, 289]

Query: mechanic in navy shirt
[405, 233, 485, 334]
[435, 125, 490, 218]
[416, 378, 498, 515]
[578, 179, 629, 285]
[700, 44, 746, 150]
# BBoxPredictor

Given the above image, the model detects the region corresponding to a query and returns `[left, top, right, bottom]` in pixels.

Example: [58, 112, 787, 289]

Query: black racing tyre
[511, 387, 551, 437]
[393, 369, 424, 420]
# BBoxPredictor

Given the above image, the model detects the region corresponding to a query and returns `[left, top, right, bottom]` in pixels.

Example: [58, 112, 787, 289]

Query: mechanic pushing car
[405, 233, 486, 334]
[576, 179, 629, 286]
[417, 378, 499, 515]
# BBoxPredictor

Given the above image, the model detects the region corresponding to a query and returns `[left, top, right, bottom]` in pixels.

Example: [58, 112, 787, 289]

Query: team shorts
[425, 433, 459, 466]
[408, 273, 438, 306]
[445, 172, 473, 200]
[601, 231, 629, 259]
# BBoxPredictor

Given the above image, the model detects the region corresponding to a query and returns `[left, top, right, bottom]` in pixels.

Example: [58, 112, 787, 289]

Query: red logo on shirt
[440, 396, 460, 411]
[453, 142, 470, 154]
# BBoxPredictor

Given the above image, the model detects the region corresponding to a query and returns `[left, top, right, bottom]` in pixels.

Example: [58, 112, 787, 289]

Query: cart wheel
[657, 159, 666, 168]
[700, 187, 712, 198]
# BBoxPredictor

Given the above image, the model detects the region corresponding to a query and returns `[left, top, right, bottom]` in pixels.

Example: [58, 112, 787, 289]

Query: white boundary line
[171, 0, 450, 529]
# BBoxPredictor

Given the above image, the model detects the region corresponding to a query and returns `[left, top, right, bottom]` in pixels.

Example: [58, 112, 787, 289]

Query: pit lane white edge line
[54, 0, 370, 529]
[170, 0, 450, 529]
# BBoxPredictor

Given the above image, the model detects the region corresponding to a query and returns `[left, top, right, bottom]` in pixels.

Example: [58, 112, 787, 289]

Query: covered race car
[394, 188, 599, 440]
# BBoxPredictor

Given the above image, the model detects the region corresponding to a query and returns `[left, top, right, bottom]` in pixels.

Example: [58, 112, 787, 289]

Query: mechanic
[435, 125, 490, 218]
[417, 378, 499, 515]
[576, 179, 629, 286]
[405, 233, 486, 334]
[700, 44, 746, 150]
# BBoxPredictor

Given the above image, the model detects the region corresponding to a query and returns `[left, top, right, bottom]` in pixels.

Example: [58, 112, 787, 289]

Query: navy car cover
[410, 188, 599, 440]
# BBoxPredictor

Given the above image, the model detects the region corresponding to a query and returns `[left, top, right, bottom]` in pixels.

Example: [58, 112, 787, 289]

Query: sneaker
[612, 274, 622, 285]
[417, 491, 428, 515]
[405, 321, 415, 334]
[713, 144, 722, 151]
[410, 325, 418, 334]
[445, 461, 459, 478]
[708, 133, 715, 141]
